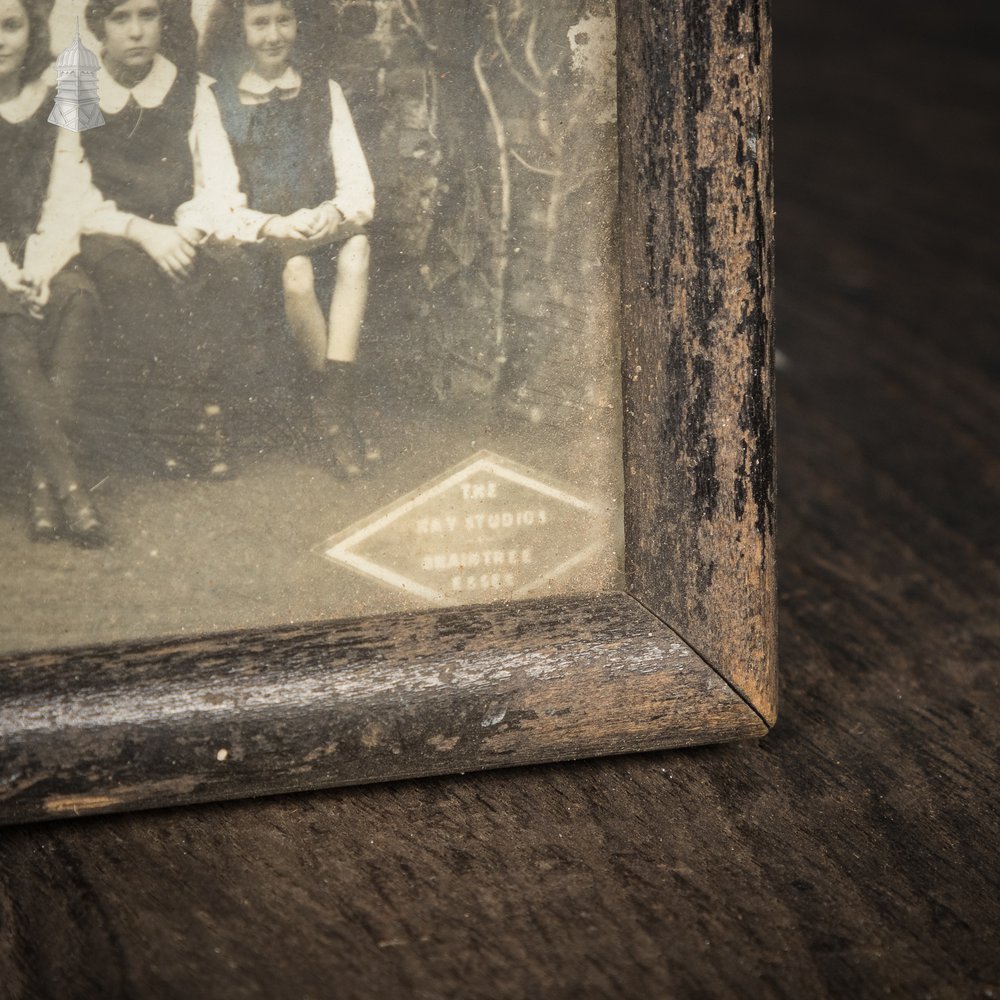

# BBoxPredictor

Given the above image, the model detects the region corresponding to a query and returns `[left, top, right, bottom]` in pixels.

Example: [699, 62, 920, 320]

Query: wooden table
[2, 2, 998, 996]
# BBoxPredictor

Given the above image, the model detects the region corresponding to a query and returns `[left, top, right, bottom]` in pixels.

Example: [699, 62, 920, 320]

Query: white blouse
[235, 67, 375, 227]
[62, 54, 273, 243]
[0, 77, 80, 286]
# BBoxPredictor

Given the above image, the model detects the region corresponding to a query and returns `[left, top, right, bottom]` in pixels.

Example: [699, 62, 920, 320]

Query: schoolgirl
[70, 0, 273, 477]
[0, 0, 104, 545]
[202, 0, 375, 477]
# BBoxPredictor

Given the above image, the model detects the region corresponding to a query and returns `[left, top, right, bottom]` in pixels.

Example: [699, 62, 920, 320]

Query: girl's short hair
[200, 0, 323, 83]
[85, 0, 197, 69]
[16, 0, 53, 85]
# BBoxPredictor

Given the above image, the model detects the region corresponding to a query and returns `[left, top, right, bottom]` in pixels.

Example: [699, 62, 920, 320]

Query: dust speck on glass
[0, 0, 622, 655]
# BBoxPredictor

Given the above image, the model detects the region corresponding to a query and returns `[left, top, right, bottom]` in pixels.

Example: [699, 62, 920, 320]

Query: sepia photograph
[0, 0, 623, 654]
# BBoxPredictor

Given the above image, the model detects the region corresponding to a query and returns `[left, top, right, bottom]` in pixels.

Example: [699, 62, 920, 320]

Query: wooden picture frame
[0, 0, 775, 825]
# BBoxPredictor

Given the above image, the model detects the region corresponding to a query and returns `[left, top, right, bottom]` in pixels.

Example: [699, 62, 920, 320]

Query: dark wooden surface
[2, 0, 998, 996]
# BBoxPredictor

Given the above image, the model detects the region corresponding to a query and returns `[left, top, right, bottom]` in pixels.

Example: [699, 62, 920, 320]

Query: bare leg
[326, 234, 370, 363]
[281, 254, 327, 372]
[272, 231, 371, 476]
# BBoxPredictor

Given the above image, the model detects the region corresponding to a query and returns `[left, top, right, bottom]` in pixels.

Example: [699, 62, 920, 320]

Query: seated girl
[0, 0, 104, 545]
[67, 0, 274, 478]
[202, 0, 375, 478]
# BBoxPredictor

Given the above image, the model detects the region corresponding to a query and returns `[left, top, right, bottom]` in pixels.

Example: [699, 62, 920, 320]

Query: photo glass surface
[0, 0, 621, 654]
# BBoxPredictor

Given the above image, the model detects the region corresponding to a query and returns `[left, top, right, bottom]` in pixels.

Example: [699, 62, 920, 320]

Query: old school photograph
[0, 0, 623, 654]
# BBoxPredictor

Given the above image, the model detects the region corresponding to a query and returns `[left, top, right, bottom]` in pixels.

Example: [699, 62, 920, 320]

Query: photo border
[0, 0, 776, 825]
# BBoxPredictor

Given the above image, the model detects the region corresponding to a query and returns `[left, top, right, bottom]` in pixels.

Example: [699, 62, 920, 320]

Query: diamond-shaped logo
[321, 451, 603, 603]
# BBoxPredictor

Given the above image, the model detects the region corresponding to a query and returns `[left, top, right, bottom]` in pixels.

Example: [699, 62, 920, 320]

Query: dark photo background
[328, 0, 618, 413]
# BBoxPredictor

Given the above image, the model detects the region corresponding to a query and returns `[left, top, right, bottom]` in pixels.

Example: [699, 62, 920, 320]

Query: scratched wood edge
[0, 592, 764, 825]
[619, 0, 778, 724]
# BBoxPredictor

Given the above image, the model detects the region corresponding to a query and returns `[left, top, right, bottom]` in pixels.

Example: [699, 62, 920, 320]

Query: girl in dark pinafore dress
[69, 0, 273, 477]
[0, 0, 104, 545]
[202, 0, 375, 477]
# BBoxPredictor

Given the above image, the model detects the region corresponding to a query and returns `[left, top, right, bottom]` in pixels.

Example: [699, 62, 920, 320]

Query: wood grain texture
[1, 0, 996, 996]
[620, 0, 778, 723]
[0, 593, 764, 824]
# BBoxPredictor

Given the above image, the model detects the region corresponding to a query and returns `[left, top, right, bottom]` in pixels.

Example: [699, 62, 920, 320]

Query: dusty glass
[0, 0, 622, 654]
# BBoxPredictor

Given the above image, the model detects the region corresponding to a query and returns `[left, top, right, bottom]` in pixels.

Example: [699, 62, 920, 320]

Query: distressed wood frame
[0, 0, 775, 825]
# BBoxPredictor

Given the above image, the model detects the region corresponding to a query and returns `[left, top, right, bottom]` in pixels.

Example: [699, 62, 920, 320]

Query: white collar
[0, 76, 49, 124]
[100, 53, 178, 114]
[238, 65, 301, 96]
